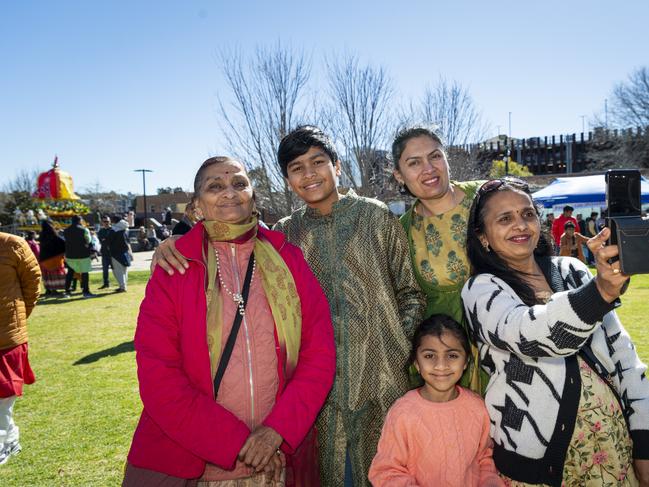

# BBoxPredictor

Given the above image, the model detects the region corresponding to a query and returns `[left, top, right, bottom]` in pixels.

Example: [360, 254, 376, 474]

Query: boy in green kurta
[274, 126, 425, 487]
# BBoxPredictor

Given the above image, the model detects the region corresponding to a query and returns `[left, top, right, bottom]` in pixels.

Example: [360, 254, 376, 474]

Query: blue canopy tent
[532, 174, 649, 213]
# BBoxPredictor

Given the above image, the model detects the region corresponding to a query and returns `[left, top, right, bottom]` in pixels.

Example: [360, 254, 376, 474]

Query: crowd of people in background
[7, 210, 182, 301]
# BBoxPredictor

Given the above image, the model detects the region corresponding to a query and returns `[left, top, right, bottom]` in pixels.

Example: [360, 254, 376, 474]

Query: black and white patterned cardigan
[461, 256, 649, 486]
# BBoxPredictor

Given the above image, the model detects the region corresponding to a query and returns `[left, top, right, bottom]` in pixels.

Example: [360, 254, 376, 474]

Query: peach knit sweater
[369, 386, 503, 487]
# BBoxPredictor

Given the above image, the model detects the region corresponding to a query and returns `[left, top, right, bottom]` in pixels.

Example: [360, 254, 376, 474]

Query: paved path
[90, 250, 155, 273]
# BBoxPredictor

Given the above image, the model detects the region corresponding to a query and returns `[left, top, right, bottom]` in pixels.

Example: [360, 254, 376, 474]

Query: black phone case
[610, 216, 649, 275]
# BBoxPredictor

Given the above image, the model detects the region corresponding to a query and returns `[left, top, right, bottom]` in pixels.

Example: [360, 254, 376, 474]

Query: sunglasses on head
[477, 177, 529, 196]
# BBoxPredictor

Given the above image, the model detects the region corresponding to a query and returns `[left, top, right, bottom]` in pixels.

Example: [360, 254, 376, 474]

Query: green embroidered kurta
[274, 189, 425, 487]
[400, 180, 487, 391]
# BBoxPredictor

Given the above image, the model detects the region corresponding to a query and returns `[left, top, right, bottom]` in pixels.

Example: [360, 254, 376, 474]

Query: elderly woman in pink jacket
[123, 156, 336, 487]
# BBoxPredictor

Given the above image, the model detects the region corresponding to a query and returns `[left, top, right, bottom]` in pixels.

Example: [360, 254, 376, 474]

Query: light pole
[581, 115, 586, 134]
[506, 112, 512, 176]
[604, 99, 608, 128]
[508, 112, 512, 139]
[134, 169, 153, 225]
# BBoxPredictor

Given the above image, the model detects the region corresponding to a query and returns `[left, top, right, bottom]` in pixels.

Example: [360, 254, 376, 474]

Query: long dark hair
[466, 180, 554, 306]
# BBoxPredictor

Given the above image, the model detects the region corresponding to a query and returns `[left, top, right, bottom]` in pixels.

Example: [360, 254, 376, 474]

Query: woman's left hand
[635, 458, 649, 486]
[238, 425, 283, 472]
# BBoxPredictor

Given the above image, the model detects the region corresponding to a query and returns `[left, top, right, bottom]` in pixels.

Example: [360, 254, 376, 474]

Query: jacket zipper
[230, 244, 255, 423]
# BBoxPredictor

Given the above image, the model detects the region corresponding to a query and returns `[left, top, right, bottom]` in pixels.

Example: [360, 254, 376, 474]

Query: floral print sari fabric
[501, 357, 638, 486]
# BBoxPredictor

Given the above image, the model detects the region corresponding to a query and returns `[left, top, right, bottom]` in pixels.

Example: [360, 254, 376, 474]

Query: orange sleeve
[477, 407, 504, 487]
[368, 405, 419, 487]
[17, 239, 41, 317]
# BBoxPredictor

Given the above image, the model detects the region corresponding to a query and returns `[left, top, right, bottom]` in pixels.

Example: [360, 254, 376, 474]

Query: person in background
[559, 221, 589, 264]
[369, 315, 502, 487]
[584, 212, 598, 264]
[0, 232, 40, 464]
[597, 210, 607, 232]
[576, 213, 586, 234]
[127, 210, 135, 228]
[544, 212, 554, 231]
[24, 232, 39, 260]
[89, 229, 100, 261]
[551, 205, 578, 249]
[575, 214, 588, 262]
[462, 178, 649, 486]
[37, 221, 66, 297]
[164, 207, 173, 225]
[146, 224, 159, 249]
[171, 202, 196, 236]
[97, 216, 113, 289]
[107, 219, 132, 293]
[63, 215, 95, 298]
[136, 226, 149, 251]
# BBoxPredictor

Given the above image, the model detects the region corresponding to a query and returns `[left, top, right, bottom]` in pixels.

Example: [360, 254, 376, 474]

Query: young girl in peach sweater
[369, 315, 503, 487]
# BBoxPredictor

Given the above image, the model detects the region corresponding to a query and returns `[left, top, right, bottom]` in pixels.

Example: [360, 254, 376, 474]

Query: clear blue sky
[2, 0, 648, 194]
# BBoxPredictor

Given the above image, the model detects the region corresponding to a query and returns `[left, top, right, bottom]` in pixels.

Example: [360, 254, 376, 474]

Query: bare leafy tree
[326, 55, 395, 194]
[0, 168, 42, 226]
[446, 147, 488, 181]
[609, 66, 649, 127]
[416, 77, 489, 147]
[3, 168, 40, 194]
[217, 43, 311, 214]
[589, 67, 649, 169]
[79, 181, 133, 215]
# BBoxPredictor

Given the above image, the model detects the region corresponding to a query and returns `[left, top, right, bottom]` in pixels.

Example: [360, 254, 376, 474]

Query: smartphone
[606, 169, 642, 251]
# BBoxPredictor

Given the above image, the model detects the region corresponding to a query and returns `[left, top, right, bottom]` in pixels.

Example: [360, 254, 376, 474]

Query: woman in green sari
[391, 125, 485, 391]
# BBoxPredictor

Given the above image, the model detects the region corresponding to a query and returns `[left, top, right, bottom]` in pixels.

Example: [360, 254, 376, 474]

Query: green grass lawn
[1, 271, 649, 486]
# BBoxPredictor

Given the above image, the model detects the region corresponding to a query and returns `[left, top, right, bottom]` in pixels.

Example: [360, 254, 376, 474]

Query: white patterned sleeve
[461, 272, 616, 359]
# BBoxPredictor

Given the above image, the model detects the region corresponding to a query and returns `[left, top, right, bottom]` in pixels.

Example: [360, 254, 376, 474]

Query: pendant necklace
[214, 249, 255, 316]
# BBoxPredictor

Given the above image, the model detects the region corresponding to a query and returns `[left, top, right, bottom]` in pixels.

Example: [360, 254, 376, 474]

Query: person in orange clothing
[551, 205, 578, 248]
[0, 232, 41, 465]
[559, 221, 589, 263]
[368, 315, 502, 487]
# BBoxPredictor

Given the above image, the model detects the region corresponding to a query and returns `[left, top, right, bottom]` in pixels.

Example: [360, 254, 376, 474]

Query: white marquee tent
[532, 174, 649, 213]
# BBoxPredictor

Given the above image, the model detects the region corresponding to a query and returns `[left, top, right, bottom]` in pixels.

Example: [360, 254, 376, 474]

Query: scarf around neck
[202, 218, 302, 383]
